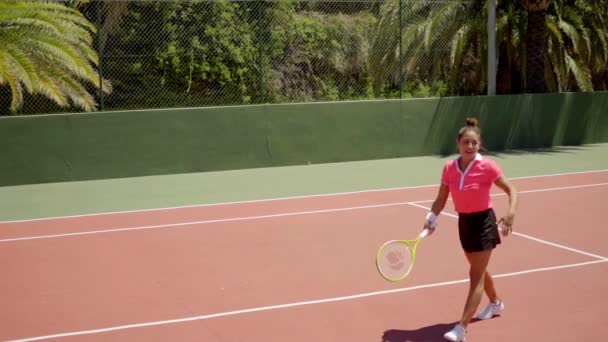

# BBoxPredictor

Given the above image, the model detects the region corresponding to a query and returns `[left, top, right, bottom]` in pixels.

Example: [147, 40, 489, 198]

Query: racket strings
[377, 242, 414, 281]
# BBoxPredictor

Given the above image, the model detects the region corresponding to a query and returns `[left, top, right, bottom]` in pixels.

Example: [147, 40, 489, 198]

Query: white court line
[5, 258, 608, 342]
[411, 182, 608, 204]
[2, 169, 607, 224]
[2, 181, 608, 243]
[407, 203, 608, 260]
[0, 202, 410, 243]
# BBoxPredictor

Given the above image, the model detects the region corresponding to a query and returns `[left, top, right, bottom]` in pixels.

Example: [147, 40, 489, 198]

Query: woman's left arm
[494, 176, 518, 236]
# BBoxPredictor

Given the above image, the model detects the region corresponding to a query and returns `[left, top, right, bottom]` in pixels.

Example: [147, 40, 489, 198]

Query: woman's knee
[469, 268, 486, 287]
[467, 251, 492, 280]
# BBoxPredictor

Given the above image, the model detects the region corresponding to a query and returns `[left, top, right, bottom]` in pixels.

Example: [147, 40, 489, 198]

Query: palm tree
[571, 0, 608, 90]
[495, 2, 525, 94]
[545, 0, 591, 92]
[0, 1, 110, 112]
[523, 0, 551, 93]
[370, 0, 607, 96]
[369, 0, 487, 96]
[498, 0, 606, 93]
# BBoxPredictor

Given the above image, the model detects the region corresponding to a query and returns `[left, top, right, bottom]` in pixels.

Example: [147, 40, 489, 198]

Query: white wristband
[426, 212, 438, 225]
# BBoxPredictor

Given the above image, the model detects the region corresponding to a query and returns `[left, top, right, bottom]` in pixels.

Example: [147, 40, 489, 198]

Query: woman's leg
[459, 250, 492, 329]
[465, 253, 499, 303]
[483, 270, 499, 303]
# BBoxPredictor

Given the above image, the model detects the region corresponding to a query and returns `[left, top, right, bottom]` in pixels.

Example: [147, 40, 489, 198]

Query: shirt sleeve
[488, 159, 503, 182]
[441, 162, 450, 185]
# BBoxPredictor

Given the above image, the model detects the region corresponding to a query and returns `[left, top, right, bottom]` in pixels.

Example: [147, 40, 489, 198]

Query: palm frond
[450, 26, 470, 68]
[15, 33, 99, 86]
[564, 53, 592, 91]
[546, 37, 563, 91]
[590, 24, 608, 69]
[1, 44, 37, 93]
[545, 16, 563, 46]
[35, 68, 69, 108]
[0, 1, 107, 112]
[561, 6, 591, 57]
[557, 17, 581, 54]
[0, 50, 23, 111]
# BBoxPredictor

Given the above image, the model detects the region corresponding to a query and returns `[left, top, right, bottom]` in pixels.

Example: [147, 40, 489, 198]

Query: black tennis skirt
[458, 208, 501, 253]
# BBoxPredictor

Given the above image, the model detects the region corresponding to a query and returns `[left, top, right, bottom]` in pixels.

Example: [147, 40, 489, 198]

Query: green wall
[2, 92, 607, 186]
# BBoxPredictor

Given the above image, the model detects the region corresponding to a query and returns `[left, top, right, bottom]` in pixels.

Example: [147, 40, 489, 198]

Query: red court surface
[1, 170, 607, 342]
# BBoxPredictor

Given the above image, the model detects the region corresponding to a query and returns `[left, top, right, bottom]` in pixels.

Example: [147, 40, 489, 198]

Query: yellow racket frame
[375, 228, 430, 282]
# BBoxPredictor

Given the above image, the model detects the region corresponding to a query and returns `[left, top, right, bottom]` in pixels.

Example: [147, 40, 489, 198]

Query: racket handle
[419, 228, 431, 238]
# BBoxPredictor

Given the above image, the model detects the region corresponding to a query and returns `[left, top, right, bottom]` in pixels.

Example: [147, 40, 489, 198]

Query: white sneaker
[476, 300, 505, 320]
[443, 324, 466, 341]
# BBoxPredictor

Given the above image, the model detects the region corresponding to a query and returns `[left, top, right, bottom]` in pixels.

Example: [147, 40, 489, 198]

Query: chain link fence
[4, 0, 486, 113]
[99, 0, 468, 109]
[98, 0, 386, 110]
[5, 0, 483, 114]
[8, 0, 608, 115]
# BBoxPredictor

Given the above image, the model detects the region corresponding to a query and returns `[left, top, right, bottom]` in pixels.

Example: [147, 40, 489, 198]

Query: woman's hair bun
[465, 117, 479, 127]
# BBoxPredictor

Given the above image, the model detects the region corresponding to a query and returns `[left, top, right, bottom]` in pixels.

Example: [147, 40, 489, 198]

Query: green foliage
[100, 1, 376, 108]
[0, 0, 108, 113]
[497, 0, 608, 93]
[369, 0, 608, 96]
[5, 0, 608, 115]
[157, 0, 255, 103]
[370, 0, 487, 97]
[273, 10, 376, 102]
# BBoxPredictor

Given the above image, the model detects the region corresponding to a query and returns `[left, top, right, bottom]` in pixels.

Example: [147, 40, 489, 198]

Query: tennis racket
[375, 228, 431, 282]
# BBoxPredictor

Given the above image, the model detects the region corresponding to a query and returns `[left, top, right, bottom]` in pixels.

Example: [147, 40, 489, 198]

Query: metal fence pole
[399, 0, 404, 99]
[487, 0, 496, 95]
[96, 0, 105, 111]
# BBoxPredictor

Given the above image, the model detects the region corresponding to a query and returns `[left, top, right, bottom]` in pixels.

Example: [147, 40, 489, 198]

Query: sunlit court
[2, 0, 608, 341]
[1, 167, 607, 341]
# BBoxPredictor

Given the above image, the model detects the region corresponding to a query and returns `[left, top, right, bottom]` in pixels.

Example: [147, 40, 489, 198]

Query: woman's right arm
[424, 183, 450, 231]
[431, 183, 450, 216]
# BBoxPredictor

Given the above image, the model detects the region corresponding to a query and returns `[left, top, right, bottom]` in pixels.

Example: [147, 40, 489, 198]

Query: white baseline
[5, 259, 608, 342]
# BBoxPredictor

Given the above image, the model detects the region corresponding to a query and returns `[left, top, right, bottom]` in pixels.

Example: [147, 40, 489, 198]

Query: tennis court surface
[2, 148, 608, 342]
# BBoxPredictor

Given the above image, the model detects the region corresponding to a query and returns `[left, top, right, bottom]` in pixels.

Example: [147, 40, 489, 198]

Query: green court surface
[1, 143, 607, 221]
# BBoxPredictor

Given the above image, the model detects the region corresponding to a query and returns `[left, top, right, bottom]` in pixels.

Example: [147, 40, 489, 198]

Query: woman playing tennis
[424, 117, 518, 342]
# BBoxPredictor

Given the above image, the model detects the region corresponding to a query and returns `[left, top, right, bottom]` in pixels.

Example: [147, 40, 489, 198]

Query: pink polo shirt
[441, 153, 503, 214]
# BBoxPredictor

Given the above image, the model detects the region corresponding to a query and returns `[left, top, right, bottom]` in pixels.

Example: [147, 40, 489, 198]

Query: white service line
[407, 203, 608, 260]
[5, 258, 608, 342]
[2, 181, 608, 243]
[2, 169, 607, 224]
[0, 202, 410, 243]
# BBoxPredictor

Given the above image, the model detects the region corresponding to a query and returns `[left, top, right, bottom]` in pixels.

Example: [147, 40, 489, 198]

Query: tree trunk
[525, 4, 548, 93]
[496, 41, 512, 94]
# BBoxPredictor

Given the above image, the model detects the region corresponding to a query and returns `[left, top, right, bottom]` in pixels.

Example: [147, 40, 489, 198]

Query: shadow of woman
[381, 322, 459, 342]
[381, 318, 486, 342]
